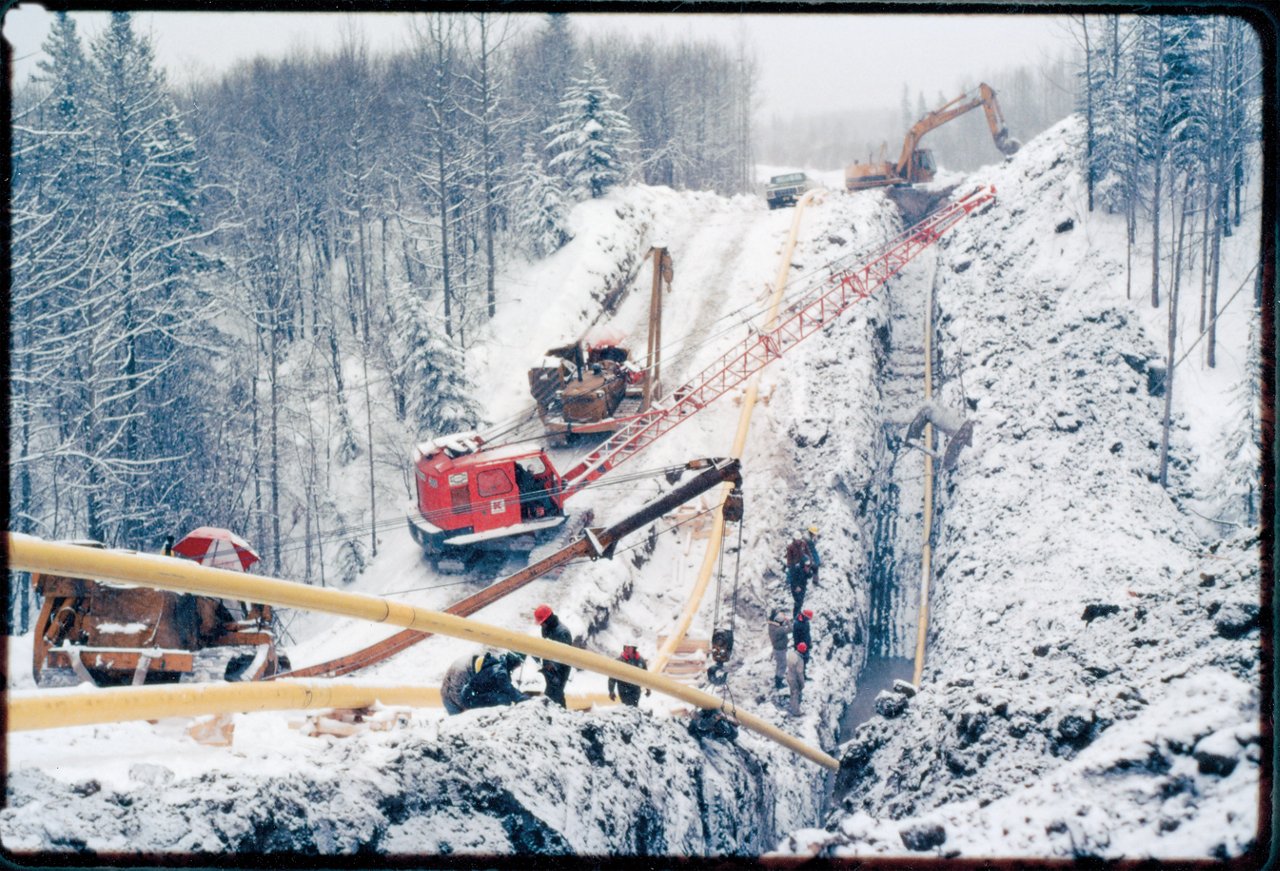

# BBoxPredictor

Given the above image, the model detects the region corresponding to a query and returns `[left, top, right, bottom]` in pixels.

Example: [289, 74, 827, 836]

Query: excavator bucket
[904, 403, 975, 471]
[994, 129, 1021, 156]
[941, 420, 975, 471]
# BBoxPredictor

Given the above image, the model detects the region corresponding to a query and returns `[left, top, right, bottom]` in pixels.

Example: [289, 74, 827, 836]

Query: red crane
[407, 186, 996, 565]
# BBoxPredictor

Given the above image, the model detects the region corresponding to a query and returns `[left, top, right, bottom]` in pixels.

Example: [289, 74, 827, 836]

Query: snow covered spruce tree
[9, 12, 216, 555]
[546, 59, 634, 201]
[1215, 314, 1262, 526]
[85, 12, 216, 547]
[515, 141, 572, 257]
[511, 13, 578, 164]
[397, 290, 480, 439]
[9, 14, 97, 543]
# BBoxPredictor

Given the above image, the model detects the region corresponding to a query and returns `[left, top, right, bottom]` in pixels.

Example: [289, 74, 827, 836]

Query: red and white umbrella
[172, 527, 261, 572]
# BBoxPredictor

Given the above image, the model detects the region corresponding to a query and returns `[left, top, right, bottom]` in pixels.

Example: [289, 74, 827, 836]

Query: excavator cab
[910, 149, 937, 184]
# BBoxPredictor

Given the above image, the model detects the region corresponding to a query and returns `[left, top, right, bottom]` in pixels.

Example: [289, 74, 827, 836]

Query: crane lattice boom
[562, 185, 996, 490]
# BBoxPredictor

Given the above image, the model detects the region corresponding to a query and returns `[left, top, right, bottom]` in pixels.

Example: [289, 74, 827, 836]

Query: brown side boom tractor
[31, 543, 286, 687]
[527, 246, 672, 436]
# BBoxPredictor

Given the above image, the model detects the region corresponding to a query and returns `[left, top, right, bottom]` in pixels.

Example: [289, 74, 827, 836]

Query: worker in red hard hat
[786, 642, 807, 716]
[609, 644, 650, 707]
[793, 608, 814, 675]
[533, 604, 574, 707]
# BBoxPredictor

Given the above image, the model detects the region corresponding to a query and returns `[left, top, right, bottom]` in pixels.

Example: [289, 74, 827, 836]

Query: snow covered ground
[781, 116, 1264, 861]
[3, 116, 1264, 861]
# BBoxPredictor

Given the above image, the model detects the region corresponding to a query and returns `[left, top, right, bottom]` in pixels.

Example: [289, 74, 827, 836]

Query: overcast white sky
[3, 6, 1075, 116]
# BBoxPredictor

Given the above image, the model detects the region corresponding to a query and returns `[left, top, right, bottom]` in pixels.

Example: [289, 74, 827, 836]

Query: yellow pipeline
[6, 683, 615, 732]
[6, 534, 836, 769]
[912, 263, 937, 687]
[652, 187, 825, 675]
[8, 681, 440, 731]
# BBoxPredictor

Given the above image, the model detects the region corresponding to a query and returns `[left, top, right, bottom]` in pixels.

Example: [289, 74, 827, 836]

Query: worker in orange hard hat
[533, 604, 573, 707]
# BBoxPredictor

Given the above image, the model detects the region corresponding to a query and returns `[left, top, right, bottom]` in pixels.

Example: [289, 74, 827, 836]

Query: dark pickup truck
[765, 172, 814, 210]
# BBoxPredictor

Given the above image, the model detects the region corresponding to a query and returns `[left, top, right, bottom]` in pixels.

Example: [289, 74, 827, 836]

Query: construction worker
[442, 650, 527, 715]
[608, 644, 650, 706]
[793, 609, 814, 675]
[786, 642, 807, 716]
[767, 609, 790, 690]
[162, 535, 175, 557]
[534, 604, 574, 707]
[785, 526, 821, 616]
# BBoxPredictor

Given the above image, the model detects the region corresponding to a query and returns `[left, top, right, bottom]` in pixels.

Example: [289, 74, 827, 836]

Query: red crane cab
[406, 432, 567, 565]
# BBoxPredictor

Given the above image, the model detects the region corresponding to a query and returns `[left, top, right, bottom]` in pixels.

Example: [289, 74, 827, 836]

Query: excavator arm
[894, 82, 1019, 180]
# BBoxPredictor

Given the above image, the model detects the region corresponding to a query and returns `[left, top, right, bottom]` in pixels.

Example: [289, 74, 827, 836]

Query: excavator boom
[850, 82, 1019, 192]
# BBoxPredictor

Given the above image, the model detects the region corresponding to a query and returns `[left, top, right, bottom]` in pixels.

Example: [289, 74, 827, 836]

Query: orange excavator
[845, 83, 1019, 191]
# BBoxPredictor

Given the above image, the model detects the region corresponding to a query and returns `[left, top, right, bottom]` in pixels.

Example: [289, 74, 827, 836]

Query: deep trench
[837, 245, 942, 742]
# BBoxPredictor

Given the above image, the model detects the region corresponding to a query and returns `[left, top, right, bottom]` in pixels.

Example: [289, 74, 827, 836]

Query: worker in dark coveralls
[442, 650, 527, 715]
[793, 608, 814, 675]
[534, 604, 574, 707]
[608, 644, 650, 706]
[785, 526, 821, 615]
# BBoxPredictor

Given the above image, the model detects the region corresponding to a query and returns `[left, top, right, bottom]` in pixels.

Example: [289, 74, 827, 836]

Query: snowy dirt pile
[779, 117, 1261, 860]
[1, 700, 773, 857]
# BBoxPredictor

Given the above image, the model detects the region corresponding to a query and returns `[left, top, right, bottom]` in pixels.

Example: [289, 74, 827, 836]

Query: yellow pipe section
[6, 682, 616, 732]
[8, 681, 440, 731]
[6, 534, 836, 769]
[652, 187, 825, 675]
[912, 266, 937, 687]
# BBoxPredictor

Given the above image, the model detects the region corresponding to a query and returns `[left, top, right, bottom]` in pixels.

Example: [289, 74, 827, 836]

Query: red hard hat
[534, 604, 553, 624]
[802, 609, 814, 619]
[796, 642, 808, 654]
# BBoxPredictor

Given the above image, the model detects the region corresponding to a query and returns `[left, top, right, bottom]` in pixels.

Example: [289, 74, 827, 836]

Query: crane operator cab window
[914, 150, 936, 175]
[515, 458, 557, 521]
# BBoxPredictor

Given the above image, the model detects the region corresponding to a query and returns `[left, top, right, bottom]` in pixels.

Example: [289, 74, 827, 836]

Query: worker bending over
[442, 649, 527, 715]
[785, 526, 821, 616]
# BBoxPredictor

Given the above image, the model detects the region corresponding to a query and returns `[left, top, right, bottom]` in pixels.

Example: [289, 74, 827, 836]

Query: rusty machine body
[845, 83, 1020, 191]
[31, 544, 286, 687]
[528, 247, 673, 436]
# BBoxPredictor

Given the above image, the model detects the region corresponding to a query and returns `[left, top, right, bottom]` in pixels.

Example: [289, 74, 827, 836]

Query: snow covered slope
[779, 116, 1263, 861]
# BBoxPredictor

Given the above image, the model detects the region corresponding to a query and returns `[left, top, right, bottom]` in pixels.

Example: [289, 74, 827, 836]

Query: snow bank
[784, 116, 1263, 861]
[1, 700, 773, 857]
